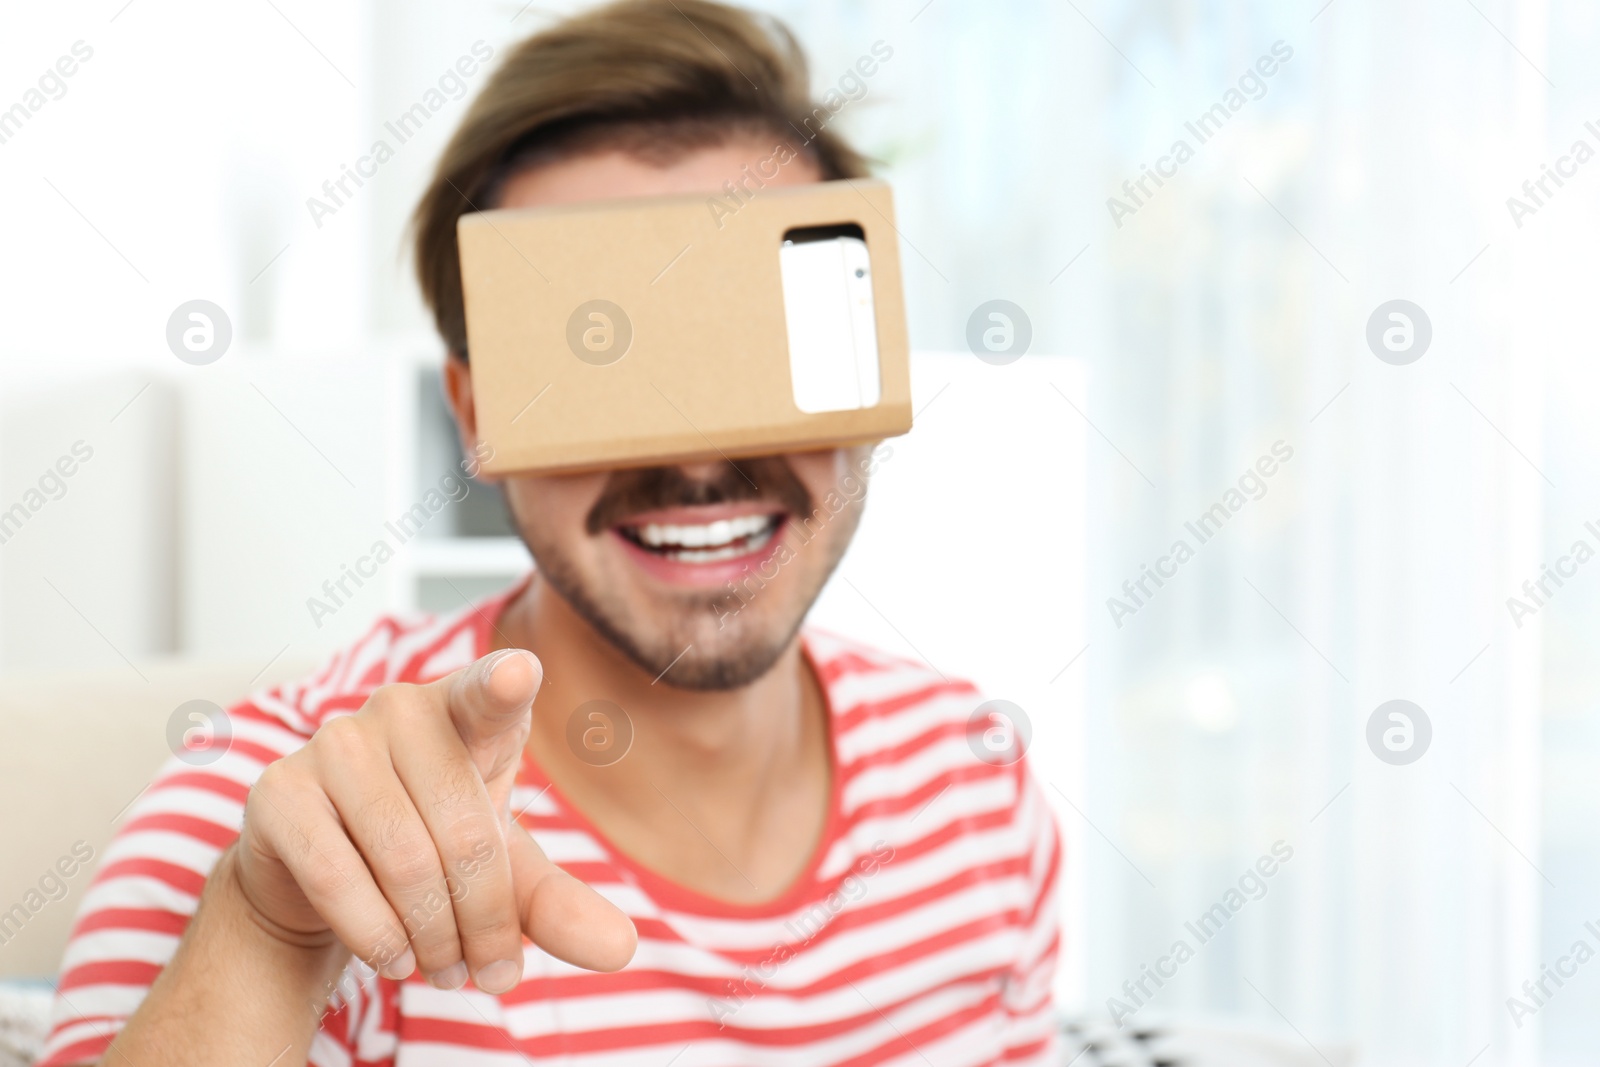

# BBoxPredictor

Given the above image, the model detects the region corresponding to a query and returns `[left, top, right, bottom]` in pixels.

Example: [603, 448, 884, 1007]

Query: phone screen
[779, 226, 881, 413]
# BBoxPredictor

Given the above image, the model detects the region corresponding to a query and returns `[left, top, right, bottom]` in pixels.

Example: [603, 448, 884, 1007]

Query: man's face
[452, 139, 876, 690]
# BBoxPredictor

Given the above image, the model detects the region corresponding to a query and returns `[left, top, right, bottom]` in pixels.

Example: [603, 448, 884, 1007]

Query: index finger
[435, 649, 543, 783]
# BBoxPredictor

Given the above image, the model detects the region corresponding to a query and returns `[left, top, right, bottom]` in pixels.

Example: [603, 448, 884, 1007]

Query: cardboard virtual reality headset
[458, 178, 912, 476]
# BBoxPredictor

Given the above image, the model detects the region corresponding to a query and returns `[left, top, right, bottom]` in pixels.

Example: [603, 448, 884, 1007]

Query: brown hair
[412, 0, 871, 360]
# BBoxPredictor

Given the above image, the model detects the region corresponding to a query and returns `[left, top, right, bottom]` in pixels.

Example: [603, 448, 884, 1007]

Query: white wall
[1, 376, 176, 673]
[810, 352, 1089, 1005]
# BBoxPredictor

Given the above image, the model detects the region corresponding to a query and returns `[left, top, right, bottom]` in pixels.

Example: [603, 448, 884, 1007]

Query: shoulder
[804, 628, 1055, 840]
[805, 627, 988, 766]
[804, 627, 997, 810]
[805, 627, 982, 726]
[805, 628, 1058, 908]
[115, 599, 500, 846]
[249, 593, 505, 738]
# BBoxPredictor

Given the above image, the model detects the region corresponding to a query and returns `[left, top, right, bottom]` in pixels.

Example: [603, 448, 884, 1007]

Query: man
[41, 2, 1059, 1064]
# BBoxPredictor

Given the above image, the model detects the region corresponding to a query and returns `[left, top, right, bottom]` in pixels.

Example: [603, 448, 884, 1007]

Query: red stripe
[41, 1013, 123, 1030]
[69, 906, 189, 939]
[398, 614, 481, 682]
[90, 857, 206, 897]
[358, 659, 388, 689]
[1003, 940, 1060, 1014]
[36, 1032, 114, 1067]
[313, 693, 368, 717]
[834, 679, 979, 735]
[857, 798, 1018, 870]
[841, 760, 1014, 826]
[57, 957, 163, 993]
[409, 970, 1007, 1055]
[811, 649, 895, 684]
[146, 770, 251, 804]
[505, 907, 1020, 1006]
[836, 718, 968, 777]
[807, 632, 959, 682]
[216, 736, 291, 767]
[1020, 821, 1062, 930]
[524, 761, 1016, 851]
[393, 587, 524, 686]
[309, 637, 360, 700]
[230, 701, 310, 734]
[1003, 1034, 1055, 1061]
[120, 812, 238, 849]
[667, 856, 1030, 971]
[833, 989, 1002, 1067]
[528, 788, 1024, 935]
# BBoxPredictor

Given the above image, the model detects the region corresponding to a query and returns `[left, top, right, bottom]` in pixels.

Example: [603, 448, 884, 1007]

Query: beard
[518, 457, 861, 691]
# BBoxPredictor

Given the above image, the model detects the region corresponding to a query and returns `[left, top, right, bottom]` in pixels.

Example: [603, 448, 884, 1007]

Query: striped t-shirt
[41, 584, 1061, 1067]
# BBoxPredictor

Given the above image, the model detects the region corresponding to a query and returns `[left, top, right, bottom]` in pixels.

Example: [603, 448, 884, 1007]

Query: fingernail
[486, 648, 530, 681]
[428, 961, 469, 990]
[475, 959, 522, 994]
[379, 946, 416, 981]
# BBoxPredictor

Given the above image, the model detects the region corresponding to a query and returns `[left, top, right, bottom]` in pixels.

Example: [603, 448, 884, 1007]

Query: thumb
[439, 648, 542, 786]
[510, 822, 637, 973]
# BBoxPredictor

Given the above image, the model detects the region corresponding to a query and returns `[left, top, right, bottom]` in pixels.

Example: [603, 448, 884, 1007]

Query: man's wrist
[200, 846, 352, 1015]
[102, 845, 356, 1065]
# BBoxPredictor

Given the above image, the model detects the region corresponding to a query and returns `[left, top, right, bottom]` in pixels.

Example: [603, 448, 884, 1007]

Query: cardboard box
[458, 178, 911, 475]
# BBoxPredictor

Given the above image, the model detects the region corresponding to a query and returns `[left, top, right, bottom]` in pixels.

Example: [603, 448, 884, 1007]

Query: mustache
[585, 457, 813, 535]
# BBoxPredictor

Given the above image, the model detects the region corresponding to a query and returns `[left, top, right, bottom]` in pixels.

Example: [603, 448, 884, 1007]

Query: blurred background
[3, 0, 1598, 1063]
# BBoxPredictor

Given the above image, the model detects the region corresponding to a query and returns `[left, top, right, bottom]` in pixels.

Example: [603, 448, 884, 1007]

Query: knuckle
[397, 887, 456, 942]
[255, 754, 308, 792]
[356, 791, 414, 852]
[453, 833, 500, 880]
[445, 841, 514, 942]
[444, 824, 502, 879]
[363, 682, 429, 724]
[295, 847, 353, 902]
[381, 844, 443, 894]
[356, 816, 441, 895]
[359, 925, 411, 972]
[250, 759, 287, 799]
[428, 763, 484, 816]
[245, 760, 303, 823]
[455, 906, 519, 948]
[312, 713, 370, 762]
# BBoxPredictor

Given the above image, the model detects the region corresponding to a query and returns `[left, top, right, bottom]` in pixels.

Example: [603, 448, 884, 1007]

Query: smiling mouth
[616, 512, 784, 563]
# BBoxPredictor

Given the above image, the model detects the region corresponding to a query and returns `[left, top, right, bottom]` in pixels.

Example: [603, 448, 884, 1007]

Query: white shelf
[406, 537, 531, 577]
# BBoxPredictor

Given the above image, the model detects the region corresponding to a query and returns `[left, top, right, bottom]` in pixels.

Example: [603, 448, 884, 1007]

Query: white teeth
[635, 514, 774, 549]
[666, 526, 776, 563]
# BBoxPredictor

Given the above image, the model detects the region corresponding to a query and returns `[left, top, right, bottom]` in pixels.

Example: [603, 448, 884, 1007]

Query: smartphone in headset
[779, 224, 881, 414]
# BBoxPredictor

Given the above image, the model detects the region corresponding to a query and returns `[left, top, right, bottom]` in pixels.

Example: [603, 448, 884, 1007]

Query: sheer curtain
[758, 0, 1597, 1063]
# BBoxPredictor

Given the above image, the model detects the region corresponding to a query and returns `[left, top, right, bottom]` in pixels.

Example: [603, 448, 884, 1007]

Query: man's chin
[546, 571, 802, 691]
[620, 609, 802, 691]
[650, 643, 794, 691]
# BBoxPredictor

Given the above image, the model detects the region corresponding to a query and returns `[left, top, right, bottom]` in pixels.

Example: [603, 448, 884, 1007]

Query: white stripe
[515, 826, 611, 864]
[57, 927, 181, 974]
[833, 686, 975, 762]
[419, 624, 479, 680]
[77, 873, 199, 919]
[843, 734, 1010, 812]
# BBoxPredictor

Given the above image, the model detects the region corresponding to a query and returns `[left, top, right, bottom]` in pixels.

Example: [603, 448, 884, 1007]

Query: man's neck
[496, 575, 832, 904]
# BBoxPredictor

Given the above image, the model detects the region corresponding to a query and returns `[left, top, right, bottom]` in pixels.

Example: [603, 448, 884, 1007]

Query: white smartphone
[779, 226, 881, 413]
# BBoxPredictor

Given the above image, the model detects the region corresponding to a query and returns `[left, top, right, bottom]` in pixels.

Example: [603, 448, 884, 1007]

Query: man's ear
[442, 356, 499, 481]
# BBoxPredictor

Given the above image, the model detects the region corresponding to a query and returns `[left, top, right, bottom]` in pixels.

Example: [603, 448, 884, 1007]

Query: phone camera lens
[854, 268, 866, 278]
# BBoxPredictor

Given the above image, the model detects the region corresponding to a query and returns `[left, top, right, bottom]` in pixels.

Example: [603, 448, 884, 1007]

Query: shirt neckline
[473, 575, 847, 920]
